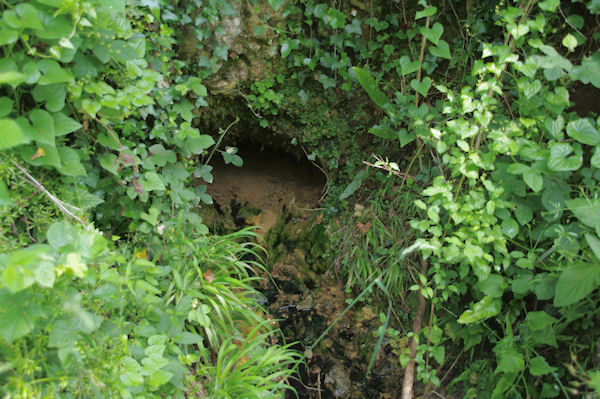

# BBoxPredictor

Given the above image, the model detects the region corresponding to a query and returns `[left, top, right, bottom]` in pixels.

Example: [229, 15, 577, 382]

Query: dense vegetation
[1, 0, 599, 397]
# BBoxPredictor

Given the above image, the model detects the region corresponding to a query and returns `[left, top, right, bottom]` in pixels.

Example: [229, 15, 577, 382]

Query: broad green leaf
[493, 337, 524, 374]
[3, 4, 42, 30]
[547, 142, 582, 171]
[508, 23, 529, 40]
[525, 311, 557, 331]
[572, 53, 600, 89]
[0, 27, 18, 46]
[267, 0, 284, 11]
[0, 290, 39, 343]
[501, 218, 519, 239]
[140, 172, 165, 191]
[32, 84, 66, 112]
[429, 40, 451, 59]
[29, 109, 55, 145]
[514, 203, 533, 225]
[340, 170, 367, 200]
[539, 0, 559, 11]
[530, 356, 554, 376]
[458, 296, 502, 324]
[565, 197, 600, 228]
[398, 56, 421, 76]
[0, 119, 28, 150]
[566, 118, 600, 146]
[410, 77, 432, 97]
[562, 34, 578, 51]
[554, 262, 600, 307]
[421, 23, 443, 45]
[415, 6, 437, 19]
[57, 147, 86, 176]
[53, 113, 82, 136]
[0, 97, 12, 118]
[37, 60, 74, 85]
[476, 275, 506, 297]
[544, 115, 564, 139]
[149, 369, 173, 387]
[586, 234, 600, 261]
[186, 135, 215, 154]
[0, 71, 25, 85]
[1, 245, 55, 292]
[592, 148, 600, 168]
[47, 221, 76, 250]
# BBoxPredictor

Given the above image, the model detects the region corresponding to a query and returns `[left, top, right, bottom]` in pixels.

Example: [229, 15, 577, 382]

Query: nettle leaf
[458, 296, 502, 324]
[0, 119, 28, 150]
[529, 356, 554, 376]
[566, 118, 600, 146]
[493, 337, 524, 374]
[554, 262, 600, 307]
[547, 142, 582, 171]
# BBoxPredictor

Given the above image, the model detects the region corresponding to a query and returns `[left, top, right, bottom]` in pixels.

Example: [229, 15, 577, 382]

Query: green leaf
[149, 369, 173, 387]
[47, 221, 76, 250]
[544, 115, 564, 139]
[37, 60, 74, 85]
[415, 6, 437, 19]
[538, 0, 559, 11]
[0, 119, 28, 150]
[140, 172, 165, 191]
[186, 135, 215, 154]
[572, 53, 600, 89]
[458, 296, 502, 324]
[565, 197, 600, 228]
[3, 4, 42, 30]
[592, 148, 600, 168]
[508, 23, 529, 40]
[526, 310, 557, 331]
[57, 147, 86, 176]
[267, 0, 284, 11]
[410, 77, 432, 97]
[476, 275, 506, 297]
[0, 71, 25, 85]
[29, 109, 55, 145]
[53, 113, 82, 136]
[0, 27, 18, 46]
[421, 23, 443, 45]
[353, 67, 398, 121]
[493, 337, 524, 374]
[562, 34, 578, 51]
[547, 142, 582, 171]
[32, 84, 66, 112]
[398, 56, 420, 76]
[502, 218, 519, 239]
[530, 356, 554, 376]
[0, 97, 12, 118]
[554, 262, 600, 307]
[566, 118, 600, 146]
[0, 180, 12, 206]
[586, 234, 600, 261]
[429, 40, 451, 59]
[1, 245, 55, 292]
[340, 170, 367, 200]
[0, 290, 39, 343]
[514, 203, 533, 225]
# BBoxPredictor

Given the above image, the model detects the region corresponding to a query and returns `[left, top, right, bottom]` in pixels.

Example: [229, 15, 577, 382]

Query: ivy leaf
[398, 56, 421, 76]
[553, 262, 600, 307]
[566, 118, 600, 146]
[0, 119, 28, 150]
[421, 23, 443, 46]
[410, 77, 432, 97]
[415, 6, 437, 19]
[572, 53, 600, 88]
[428, 40, 451, 59]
